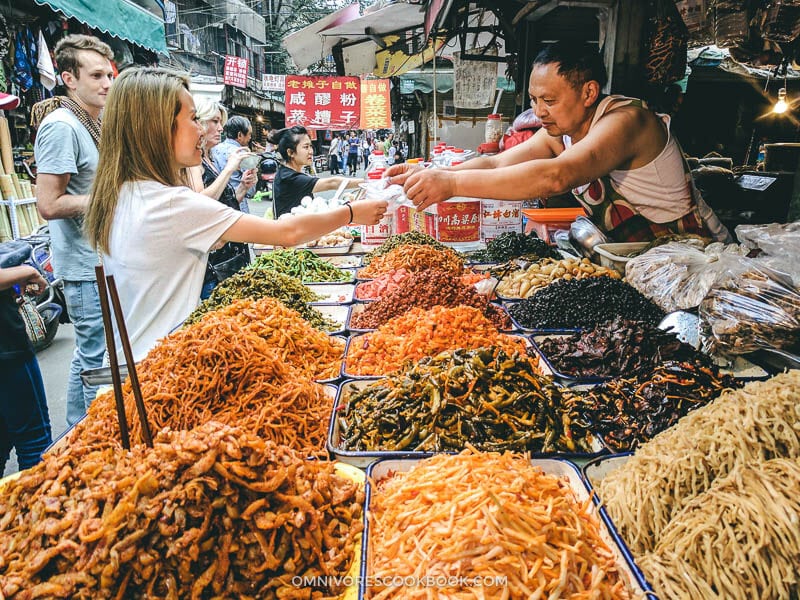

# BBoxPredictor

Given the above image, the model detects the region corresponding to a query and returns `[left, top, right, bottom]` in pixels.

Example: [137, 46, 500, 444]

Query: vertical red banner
[285, 76, 361, 130]
[360, 78, 392, 130]
[223, 55, 248, 88]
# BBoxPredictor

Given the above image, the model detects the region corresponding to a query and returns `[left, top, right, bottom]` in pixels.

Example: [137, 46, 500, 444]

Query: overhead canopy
[320, 2, 427, 41]
[34, 0, 168, 55]
[284, 4, 361, 71]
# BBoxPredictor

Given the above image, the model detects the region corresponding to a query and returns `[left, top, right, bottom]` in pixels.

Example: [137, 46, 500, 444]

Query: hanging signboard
[285, 76, 361, 130]
[223, 55, 249, 89]
[360, 79, 391, 130]
[262, 74, 286, 92]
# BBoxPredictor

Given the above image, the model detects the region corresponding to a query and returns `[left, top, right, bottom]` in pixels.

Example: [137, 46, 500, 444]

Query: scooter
[256, 152, 278, 195]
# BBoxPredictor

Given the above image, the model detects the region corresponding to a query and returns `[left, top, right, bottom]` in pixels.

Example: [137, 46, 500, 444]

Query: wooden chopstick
[94, 265, 130, 450]
[105, 274, 153, 448]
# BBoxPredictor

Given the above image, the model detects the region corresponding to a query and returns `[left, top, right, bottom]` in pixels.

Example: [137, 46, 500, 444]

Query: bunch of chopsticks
[95, 265, 152, 449]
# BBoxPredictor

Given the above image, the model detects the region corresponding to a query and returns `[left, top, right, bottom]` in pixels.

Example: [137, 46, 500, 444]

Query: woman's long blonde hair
[85, 67, 192, 255]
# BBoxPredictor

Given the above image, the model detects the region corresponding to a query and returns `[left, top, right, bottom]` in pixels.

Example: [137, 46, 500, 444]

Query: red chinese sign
[285, 76, 361, 130]
[425, 201, 481, 243]
[223, 55, 248, 89]
[360, 79, 391, 129]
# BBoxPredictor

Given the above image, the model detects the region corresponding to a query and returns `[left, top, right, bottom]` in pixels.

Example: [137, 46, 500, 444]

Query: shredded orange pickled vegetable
[345, 305, 529, 376]
[359, 245, 464, 278]
[367, 450, 634, 599]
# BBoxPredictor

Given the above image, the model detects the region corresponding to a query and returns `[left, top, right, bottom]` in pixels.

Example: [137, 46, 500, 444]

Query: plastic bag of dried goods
[700, 261, 800, 356]
[625, 241, 749, 312]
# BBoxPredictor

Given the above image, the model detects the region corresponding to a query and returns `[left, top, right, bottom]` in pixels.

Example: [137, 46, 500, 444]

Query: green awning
[34, 0, 168, 55]
[399, 73, 516, 95]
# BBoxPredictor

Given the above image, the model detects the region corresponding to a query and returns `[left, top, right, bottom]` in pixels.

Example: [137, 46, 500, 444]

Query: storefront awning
[33, 0, 168, 55]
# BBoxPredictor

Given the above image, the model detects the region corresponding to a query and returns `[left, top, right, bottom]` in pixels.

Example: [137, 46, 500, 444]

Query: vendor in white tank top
[386, 41, 730, 243]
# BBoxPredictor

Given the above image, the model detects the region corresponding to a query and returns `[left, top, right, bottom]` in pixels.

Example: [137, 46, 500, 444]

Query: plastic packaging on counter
[358, 175, 410, 248]
[700, 262, 800, 356]
[624, 241, 750, 312]
[735, 222, 800, 286]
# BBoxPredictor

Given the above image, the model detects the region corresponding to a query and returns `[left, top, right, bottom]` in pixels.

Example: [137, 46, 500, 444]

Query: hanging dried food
[0, 422, 363, 599]
[361, 231, 450, 265]
[350, 268, 511, 330]
[508, 277, 664, 330]
[338, 347, 596, 454]
[563, 360, 739, 452]
[466, 230, 560, 263]
[185, 268, 336, 331]
[532, 316, 705, 378]
[249, 248, 353, 282]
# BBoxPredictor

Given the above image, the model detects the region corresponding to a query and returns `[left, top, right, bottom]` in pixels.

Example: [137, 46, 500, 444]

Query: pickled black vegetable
[509, 277, 665, 329]
[532, 317, 706, 378]
[337, 347, 597, 454]
[467, 231, 560, 263]
[563, 360, 740, 452]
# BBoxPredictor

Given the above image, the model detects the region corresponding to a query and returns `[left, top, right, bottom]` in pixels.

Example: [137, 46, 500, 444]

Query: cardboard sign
[223, 55, 248, 89]
[285, 76, 361, 130]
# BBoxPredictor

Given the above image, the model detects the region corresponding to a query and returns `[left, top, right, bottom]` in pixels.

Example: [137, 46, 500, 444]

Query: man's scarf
[30, 96, 101, 147]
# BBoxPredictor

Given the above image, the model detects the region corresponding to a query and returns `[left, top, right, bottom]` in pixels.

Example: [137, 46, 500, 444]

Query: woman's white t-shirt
[102, 180, 242, 362]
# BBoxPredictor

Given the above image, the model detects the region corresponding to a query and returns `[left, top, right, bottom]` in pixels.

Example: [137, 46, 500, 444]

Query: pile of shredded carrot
[71, 313, 333, 456]
[358, 245, 465, 278]
[367, 449, 634, 599]
[345, 305, 528, 376]
[210, 297, 344, 380]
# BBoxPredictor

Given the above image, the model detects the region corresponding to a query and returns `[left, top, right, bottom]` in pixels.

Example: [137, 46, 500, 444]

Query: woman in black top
[0, 263, 52, 474]
[188, 98, 257, 298]
[269, 126, 360, 218]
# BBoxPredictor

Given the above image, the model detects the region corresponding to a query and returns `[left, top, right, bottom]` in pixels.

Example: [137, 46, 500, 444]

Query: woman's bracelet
[344, 201, 354, 223]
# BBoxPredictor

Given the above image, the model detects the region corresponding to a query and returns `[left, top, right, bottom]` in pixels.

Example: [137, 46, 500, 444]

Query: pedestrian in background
[328, 134, 341, 174]
[32, 34, 113, 427]
[210, 115, 257, 213]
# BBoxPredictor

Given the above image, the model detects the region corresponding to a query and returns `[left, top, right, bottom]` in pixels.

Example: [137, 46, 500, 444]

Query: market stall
[0, 224, 798, 598]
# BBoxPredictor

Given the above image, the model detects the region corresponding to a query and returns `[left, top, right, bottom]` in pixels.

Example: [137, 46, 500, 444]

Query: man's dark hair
[224, 115, 251, 140]
[533, 41, 607, 89]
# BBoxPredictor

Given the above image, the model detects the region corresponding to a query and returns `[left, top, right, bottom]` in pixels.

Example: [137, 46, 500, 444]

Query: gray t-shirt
[34, 108, 98, 281]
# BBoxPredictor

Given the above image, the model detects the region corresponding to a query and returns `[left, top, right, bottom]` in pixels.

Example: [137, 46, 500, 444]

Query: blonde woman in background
[187, 98, 256, 298]
[85, 67, 387, 361]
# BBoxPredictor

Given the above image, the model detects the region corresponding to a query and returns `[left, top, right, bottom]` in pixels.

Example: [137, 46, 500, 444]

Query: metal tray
[362, 457, 650, 600]
[319, 254, 363, 268]
[301, 239, 354, 255]
[341, 333, 533, 379]
[581, 453, 657, 597]
[80, 365, 130, 387]
[305, 283, 355, 305]
[316, 304, 350, 336]
[329, 379, 605, 468]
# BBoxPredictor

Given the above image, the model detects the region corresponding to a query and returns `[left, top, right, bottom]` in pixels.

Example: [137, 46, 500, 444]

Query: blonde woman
[85, 67, 387, 361]
[187, 98, 255, 298]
